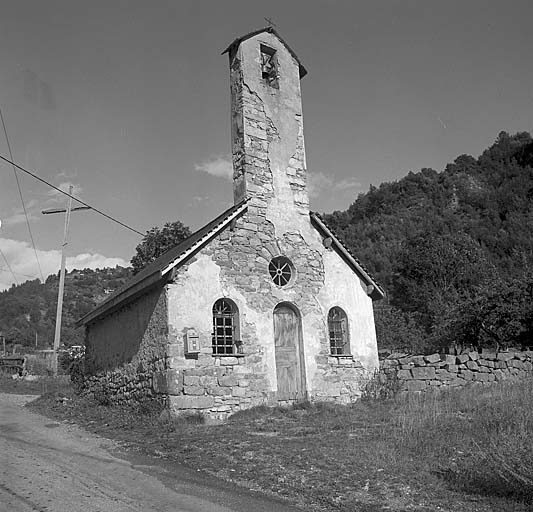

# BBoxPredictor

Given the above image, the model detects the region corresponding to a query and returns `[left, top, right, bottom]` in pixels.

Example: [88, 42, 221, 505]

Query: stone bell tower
[223, 28, 309, 225]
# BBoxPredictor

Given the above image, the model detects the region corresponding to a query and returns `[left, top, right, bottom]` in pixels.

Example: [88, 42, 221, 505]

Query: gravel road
[0, 393, 301, 512]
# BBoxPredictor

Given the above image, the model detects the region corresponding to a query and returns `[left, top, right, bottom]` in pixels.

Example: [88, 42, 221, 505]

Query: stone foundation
[154, 354, 273, 421]
[312, 356, 369, 403]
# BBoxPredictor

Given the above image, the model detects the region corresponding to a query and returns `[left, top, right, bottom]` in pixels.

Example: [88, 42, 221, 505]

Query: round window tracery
[269, 256, 294, 287]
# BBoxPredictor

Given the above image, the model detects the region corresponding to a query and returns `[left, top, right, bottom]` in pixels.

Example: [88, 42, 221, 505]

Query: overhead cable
[0, 108, 45, 281]
[0, 248, 18, 286]
[0, 154, 144, 236]
[0, 266, 39, 280]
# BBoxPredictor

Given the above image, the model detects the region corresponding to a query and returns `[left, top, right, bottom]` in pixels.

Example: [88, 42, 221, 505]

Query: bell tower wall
[229, 31, 309, 231]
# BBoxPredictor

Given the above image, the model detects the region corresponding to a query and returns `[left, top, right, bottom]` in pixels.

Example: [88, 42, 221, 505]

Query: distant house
[78, 27, 384, 419]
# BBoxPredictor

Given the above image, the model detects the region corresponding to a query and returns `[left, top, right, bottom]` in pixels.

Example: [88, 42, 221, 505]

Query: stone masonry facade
[153, 30, 379, 419]
[160, 209, 375, 419]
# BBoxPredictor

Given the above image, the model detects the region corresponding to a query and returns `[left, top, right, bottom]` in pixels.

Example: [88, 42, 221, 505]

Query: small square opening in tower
[260, 44, 278, 88]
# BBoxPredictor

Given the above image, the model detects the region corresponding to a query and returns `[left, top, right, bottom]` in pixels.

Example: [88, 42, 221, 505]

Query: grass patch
[410, 381, 533, 502]
[27, 380, 533, 512]
[0, 372, 71, 396]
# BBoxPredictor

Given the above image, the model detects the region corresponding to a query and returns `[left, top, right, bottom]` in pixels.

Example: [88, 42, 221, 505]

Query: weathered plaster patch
[320, 249, 379, 370]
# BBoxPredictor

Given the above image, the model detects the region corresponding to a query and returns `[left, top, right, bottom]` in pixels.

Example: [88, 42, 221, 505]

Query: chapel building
[79, 27, 384, 419]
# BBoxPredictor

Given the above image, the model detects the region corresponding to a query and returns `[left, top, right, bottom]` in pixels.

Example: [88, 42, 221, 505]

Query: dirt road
[0, 393, 301, 512]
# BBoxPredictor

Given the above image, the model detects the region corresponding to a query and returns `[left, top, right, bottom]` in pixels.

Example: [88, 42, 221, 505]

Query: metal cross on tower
[264, 17, 277, 28]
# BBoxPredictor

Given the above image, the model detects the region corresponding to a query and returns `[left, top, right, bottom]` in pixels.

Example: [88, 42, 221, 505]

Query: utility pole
[42, 186, 91, 376]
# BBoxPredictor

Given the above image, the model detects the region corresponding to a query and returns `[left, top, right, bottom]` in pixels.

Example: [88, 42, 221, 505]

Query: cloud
[194, 156, 233, 180]
[2, 211, 39, 227]
[56, 169, 78, 179]
[308, 172, 334, 198]
[187, 195, 210, 207]
[336, 176, 363, 191]
[0, 237, 128, 291]
[47, 181, 83, 204]
[1, 200, 41, 227]
[308, 171, 361, 198]
[192, 158, 361, 200]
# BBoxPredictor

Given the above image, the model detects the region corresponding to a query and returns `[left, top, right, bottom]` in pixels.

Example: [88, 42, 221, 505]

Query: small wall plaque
[185, 328, 200, 354]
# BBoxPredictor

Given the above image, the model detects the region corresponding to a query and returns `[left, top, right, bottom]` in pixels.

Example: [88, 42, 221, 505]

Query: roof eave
[222, 26, 307, 79]
[75, 270, 166, 327]
[310, 213, 385, 301]
[76, 200, 249, 327]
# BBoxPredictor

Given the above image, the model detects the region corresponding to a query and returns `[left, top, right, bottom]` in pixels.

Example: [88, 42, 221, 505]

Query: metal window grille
[328, 307, 349, 355]
[212, 299, 235, 355]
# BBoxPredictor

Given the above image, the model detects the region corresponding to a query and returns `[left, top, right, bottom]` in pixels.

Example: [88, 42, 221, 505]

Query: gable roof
[77, 199, 249, 327]
[78, 200, 383, 327]
[222, 26, 308, 79]
[310, 212, 385, 301]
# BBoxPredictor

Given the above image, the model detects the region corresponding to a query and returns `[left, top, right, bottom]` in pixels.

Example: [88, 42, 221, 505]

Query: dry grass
[0, 372, 71, 395]
[26, 379, 533, 512]
[413, 380, 533, 502]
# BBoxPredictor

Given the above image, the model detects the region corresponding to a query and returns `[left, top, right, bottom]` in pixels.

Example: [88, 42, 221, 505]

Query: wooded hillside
[324, 131, 533, 352]
[2, 131, 532, 354]
[0, 267, 131, 350]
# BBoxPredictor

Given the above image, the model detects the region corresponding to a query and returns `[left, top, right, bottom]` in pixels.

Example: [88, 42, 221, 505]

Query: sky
[0, 0, 532, 291]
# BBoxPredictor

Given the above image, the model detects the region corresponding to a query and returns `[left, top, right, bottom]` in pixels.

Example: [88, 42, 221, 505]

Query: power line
[0, 154, 144, 236]
[0, 248, 18, 286]
[0, 266, 39, 280]
[0, 108, 45, 281]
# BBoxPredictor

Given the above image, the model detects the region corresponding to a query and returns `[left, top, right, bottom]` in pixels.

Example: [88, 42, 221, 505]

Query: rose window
[268, 256, 294, 287]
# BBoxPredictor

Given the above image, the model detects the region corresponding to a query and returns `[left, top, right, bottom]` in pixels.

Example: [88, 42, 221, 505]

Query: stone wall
[380, 350, 533, 393]
[155, 354, 275, 419]
[312, 356, 369, 402]
[83, 287, 168, 405]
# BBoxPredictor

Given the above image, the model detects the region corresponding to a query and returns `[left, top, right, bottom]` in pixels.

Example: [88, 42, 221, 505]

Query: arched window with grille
[328, 307, 350, 355]
[212, 298, 240, 355]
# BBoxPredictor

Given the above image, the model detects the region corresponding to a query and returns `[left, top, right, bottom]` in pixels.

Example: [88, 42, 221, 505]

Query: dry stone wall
[381, 350, 533, 393]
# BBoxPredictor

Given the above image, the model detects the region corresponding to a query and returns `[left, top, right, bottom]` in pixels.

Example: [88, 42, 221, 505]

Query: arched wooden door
[273, 303, 306, 402]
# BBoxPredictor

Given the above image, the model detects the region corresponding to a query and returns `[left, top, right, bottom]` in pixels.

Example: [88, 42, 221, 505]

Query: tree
[392, 232, 492, 333]
[130, 221, 192, 274]
[441, 271, 533, 351]
[374, 305, 427, 353]
[0, 266, 132, 350]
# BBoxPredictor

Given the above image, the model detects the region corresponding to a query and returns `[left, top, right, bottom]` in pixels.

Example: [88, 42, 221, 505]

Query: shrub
[438, 272, 533, 352]
[92, 386, 111, 406]
[68, 357, 85, 391]
[25, 355, 53, 376]
[361, 370, 400, 400]
[60, 346, 86, 391]
[374, 305, 427, 353]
